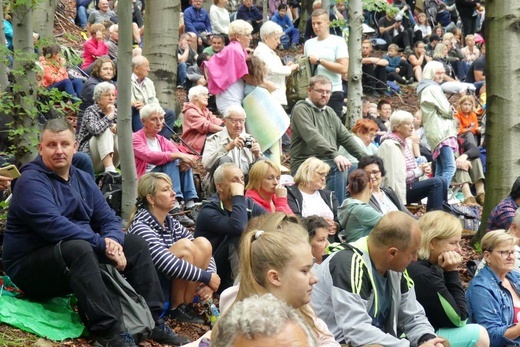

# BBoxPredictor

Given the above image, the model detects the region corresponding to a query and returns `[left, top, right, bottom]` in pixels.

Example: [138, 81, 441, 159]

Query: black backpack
[97, 172, 122, 216]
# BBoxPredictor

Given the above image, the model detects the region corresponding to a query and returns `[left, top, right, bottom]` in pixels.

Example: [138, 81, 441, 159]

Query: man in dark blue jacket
[194, 163, 266, 292]
[3, 119, 188, 347]
[236, 0, 263, 34]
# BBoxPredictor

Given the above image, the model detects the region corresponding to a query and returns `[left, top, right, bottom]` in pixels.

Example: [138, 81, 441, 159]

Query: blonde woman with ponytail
[219, 213, 340, 347]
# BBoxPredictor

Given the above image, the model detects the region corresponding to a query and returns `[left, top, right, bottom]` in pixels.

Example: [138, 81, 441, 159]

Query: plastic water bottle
[205, 300, 220, 326]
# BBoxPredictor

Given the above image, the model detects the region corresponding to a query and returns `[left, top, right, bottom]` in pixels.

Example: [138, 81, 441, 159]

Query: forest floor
[0, 14, 479, 346]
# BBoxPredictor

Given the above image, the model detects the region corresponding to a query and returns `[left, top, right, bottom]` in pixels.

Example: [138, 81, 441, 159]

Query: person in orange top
[39, 45, 83, 100]
[454, 95, 480, 140]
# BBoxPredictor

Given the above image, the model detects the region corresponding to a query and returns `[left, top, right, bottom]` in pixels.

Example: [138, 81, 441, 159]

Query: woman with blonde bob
[219, 213, 340, 347]
[245, 159, 293, 214]
[127, 173, 220, 324]
[287, 157, 339, 240]
[407, 211, 489, 347]
[467, 230, 520, 347]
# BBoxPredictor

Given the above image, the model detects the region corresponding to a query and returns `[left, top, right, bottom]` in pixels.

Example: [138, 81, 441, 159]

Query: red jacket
[181, 102, 223, 154]
[82, 37, 108, 69]
[245, 189, 293, 214]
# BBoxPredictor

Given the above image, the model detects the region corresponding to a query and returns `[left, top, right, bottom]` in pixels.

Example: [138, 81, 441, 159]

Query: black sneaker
[168, 304, 205, 324]
[170, 208, 196, 227]
[150, 321, 191, 346]
[94, 333, 138, 347]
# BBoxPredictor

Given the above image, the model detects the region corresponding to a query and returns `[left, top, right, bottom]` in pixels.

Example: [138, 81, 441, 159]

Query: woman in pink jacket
[132, 104, 200, 227]
[181, 85, 223, 155]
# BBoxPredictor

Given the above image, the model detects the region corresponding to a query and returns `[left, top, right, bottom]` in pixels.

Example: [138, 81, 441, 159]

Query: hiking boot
[404, 46, 413, 55]
[150, 320, 191, 346]
[168, 304, 205, 324]
[94, 333, 138, 347]
[170, 207, 196, 227]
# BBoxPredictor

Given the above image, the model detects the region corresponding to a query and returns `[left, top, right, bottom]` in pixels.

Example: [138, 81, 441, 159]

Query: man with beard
[290, 75, 364, 204]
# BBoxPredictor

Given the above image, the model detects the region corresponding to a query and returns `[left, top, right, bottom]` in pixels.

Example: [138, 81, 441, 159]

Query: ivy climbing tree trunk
[33, 0, 59, 45]
[475, 1, 520, 241]
[116, 0, 137, 222]
[143, 0, 179, 112]
[11, 1, 39, 164]
[345, 0, 363, 129]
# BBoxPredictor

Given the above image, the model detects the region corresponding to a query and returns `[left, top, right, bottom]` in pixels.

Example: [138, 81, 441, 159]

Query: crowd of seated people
[2, 0, 506, 345]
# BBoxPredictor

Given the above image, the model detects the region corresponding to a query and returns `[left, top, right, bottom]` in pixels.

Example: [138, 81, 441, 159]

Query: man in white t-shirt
[304, 9, 349, 122]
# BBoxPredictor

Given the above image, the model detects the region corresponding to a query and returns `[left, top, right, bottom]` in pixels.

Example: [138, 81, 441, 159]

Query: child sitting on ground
[383, 44, 414, 85]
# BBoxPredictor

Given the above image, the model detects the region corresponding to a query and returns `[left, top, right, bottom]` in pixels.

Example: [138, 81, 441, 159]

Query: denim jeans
[48, 78, 83, 98]
[406, 176, 447, 211]
[325, 159, 347, 205]
[177, 62, 187, 86]
[152, 161, 198, 202]
[77, 6, 88, 29]
[131, 107, 176, 139]
[72, 152, 95, 179]
[434, 145, 456, 189]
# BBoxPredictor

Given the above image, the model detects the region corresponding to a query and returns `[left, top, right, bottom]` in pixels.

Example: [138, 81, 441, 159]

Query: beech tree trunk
[117, 0, 138, 222]
[11, 2, 39, 163]
[475, 1, 520, 241]
[0, 0, 8, 90]
[33, 0, 59, 44]
[143, 0, 179, 112]
[345, 0, 363, 129]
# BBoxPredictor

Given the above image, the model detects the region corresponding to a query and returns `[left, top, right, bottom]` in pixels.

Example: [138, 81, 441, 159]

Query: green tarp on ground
[0, 276, 85, 341]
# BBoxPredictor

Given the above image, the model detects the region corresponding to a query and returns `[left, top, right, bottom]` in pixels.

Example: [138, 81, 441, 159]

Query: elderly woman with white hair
[378, 110, 447, 211]
[132, 104, 200, 227]
[205, 20, 275, 114]
[253, 21, 299, 107]
[77, 82, 119, 173]
[181, 85, 224, 155]
[417, 61, 458, 188]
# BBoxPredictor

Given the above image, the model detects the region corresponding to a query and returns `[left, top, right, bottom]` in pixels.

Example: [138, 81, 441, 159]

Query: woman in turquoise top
[338, 169, 382, 243]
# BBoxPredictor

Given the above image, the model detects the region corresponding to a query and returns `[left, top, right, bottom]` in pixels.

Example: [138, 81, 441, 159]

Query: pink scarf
[204, 41, 249, 95]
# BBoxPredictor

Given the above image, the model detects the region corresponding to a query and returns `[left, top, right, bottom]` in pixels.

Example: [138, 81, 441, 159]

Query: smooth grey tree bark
[33, 0, 59, 45]
[345, 0, 363, 128]
[143, 0, 179, 112]
[116, 0, 138, 222]
[476, 1, 520, 241]
[11, 2, 39, 164]
[0, 0, 8, 90]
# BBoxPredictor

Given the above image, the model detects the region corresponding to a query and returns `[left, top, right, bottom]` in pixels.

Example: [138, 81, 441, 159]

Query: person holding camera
[202, 105, 265, 195]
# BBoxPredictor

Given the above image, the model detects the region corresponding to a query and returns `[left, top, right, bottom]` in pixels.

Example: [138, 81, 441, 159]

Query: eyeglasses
[227, 117, 246, 125]
[493, 250, 516, 259]
[366, 170, 381, 175]
[312, 88, 332, 95]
